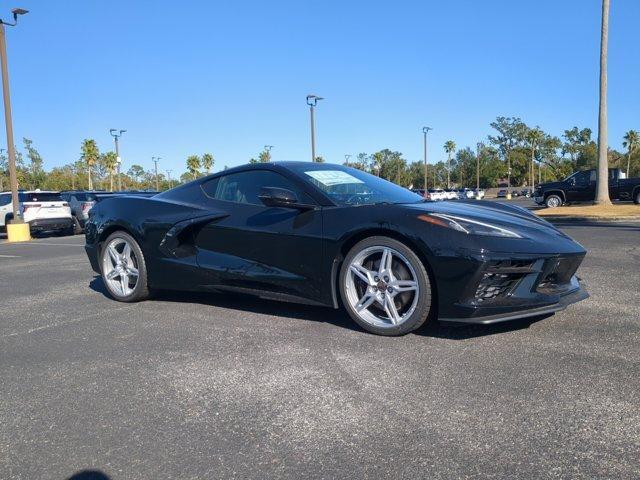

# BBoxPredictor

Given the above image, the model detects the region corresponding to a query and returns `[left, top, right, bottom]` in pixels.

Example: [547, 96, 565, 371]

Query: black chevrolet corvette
[84, 162, 588, 336]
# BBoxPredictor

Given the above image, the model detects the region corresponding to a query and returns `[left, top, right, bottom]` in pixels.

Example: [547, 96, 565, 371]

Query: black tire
[339, 236, 433, 336]
[100, 230, 150, 302]
[545, 194, 562, 208]
[634, 190, 640, 205]
[72, 216, 83, 235]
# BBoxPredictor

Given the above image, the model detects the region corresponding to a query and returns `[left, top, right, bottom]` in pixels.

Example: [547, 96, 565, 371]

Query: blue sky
[4, 0, 639, 176]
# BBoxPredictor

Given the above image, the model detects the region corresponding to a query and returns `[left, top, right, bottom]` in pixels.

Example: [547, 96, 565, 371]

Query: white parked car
[0, 190, 73, 235]
[443, 189, 458, 200]
[457, 188, 475, 199]
[473, 188, 486, 199]
[427, 188, 446, 201]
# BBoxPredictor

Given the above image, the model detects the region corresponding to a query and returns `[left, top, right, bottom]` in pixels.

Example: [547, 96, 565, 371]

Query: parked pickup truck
[533, 168, 640, 208]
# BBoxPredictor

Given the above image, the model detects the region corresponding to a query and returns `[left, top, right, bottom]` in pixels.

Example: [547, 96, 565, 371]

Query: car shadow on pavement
[90, 276, 552, 340]
[67, 470, 110, 480]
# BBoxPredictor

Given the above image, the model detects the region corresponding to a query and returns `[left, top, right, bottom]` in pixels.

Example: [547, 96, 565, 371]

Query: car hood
[536, 181, 564, 190]
[398, 200, 585, 255]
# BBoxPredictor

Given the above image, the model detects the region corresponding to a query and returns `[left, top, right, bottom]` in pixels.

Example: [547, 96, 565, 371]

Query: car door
[194, 169, 326, 304]
[566, 171, 592, 201]
[0, 193, 11, 226]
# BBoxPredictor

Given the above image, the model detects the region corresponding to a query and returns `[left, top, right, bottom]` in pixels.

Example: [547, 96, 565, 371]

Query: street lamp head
[264, 145, 274, 151]
[422, 126, 432, 134]
[120, 129, 126, 135]
[11, 8, 28, 21]
[306, 94, 323, 106]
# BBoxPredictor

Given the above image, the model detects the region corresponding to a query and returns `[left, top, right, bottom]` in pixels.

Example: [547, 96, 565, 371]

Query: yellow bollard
[6, 222, 30, 242]
[506, 192, 512, 200]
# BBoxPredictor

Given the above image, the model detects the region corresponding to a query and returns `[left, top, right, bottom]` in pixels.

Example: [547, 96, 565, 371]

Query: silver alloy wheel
[546, 196, 561, 208]
[102, 237, 140, 297]
[345, 246, 419, 328]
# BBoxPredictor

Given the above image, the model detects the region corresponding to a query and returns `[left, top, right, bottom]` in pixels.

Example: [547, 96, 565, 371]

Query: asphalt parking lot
[1, 221, 639, 479]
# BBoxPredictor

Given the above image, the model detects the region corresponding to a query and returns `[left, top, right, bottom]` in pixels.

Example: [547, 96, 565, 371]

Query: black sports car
[84, 162, 588, 336]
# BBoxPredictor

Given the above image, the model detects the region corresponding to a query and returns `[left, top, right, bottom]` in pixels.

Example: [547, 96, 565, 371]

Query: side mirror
[259, 187, 309, 209]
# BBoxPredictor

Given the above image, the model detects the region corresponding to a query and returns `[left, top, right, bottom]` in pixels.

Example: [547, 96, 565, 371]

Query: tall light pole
[476, 142, 482, 191]
[110, 129, 126, 191]
[306, 94, 323, 162]
[344, 154, 351, 165]
[0, 8, 28, 239]
[166, 169, 173, 189]
[422, 127, 432, 189]
[152, 156, 160, 191]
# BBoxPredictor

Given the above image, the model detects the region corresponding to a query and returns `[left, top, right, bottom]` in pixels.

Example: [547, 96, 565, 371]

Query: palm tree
[186, 155, 201, 180]
[595, 0, 612, 205]
[80, 139, 100, 190]
[622, 130, 639, 177]
[101, 151, 118, 191]
[526, 127, 544, 189]
[201, 153, 214, 174]
[443, 140, 456, 188]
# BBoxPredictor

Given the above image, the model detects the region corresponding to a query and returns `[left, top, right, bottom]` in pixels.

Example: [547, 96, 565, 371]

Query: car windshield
[296, 165, 422, 206]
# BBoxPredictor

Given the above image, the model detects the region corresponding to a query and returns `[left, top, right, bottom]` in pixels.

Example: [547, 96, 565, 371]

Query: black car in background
[534, 168, 640, 208]
[84, 162, 588, 336]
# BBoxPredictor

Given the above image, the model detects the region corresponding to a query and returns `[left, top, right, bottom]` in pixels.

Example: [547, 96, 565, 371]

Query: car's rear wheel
[101, 231, 149, 302]
[72, 216, 83, 235]
[545, 194, 562, 208]
[339, 236, 432, 336]
[634, 190, 640, 205]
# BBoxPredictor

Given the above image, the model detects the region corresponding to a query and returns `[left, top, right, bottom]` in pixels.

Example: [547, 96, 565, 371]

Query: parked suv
[60, 190, 101, 233]
[0, 190, 73, 235]
[534, 168, 640, 207]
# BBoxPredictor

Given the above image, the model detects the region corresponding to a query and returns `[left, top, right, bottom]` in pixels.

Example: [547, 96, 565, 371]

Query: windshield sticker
[305, 170, 364, 186]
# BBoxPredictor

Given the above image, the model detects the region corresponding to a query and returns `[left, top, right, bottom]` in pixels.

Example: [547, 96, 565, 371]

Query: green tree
[80, 139, 100, 190]
[23, 138, 45, 189]
[127, 164, 145, 185]
[595, 0, 611, 205]
[622, 130, 639, 177]
[102, 152, 118, 191]
[202, 153, 215, 173]
[489, 117, 527, 189]
[525, 127, 544, 188]
[443, 140, 456, 188]
[186, 155, 201, 179]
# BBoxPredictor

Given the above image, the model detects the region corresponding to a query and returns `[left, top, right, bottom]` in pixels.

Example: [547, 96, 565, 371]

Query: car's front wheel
[101, 231, 149, 302]
[339, 236, 433, 336]
[545, 194, 562, 208]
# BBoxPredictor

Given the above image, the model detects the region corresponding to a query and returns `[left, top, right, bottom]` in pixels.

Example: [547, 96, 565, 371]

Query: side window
[575, 171, 590, 185]
[589, 171, 596, 182]
[0, 194, 10, 207]
[202, 170, 314, 206]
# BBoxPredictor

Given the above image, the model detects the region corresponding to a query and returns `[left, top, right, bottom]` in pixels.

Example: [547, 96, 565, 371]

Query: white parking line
[0, 254, 20, 258]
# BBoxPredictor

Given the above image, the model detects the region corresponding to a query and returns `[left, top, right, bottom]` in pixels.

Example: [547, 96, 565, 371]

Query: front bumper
[440, 278, 588, 324]
[434, 250, 588, 324]
[28, 217, 73, 232]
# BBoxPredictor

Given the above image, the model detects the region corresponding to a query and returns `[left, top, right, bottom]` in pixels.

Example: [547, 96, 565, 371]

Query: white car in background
[0, 190, 73, 235]
[443, 189, 458, 200]
[457, 188, 475, 199]
[427, 188, 446, 201]
[474, 188, 486, 199]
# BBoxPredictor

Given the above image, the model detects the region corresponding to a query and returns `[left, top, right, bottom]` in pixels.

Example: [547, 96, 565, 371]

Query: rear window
[19, 192, 63, 202]
[74, 193, 98, 201]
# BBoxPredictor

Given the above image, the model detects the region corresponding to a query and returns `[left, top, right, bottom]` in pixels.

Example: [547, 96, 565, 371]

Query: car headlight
[418, 213, 524, 238]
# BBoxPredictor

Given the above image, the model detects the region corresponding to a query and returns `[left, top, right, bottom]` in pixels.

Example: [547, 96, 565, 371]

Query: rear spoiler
[94, 191, 159, 203]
